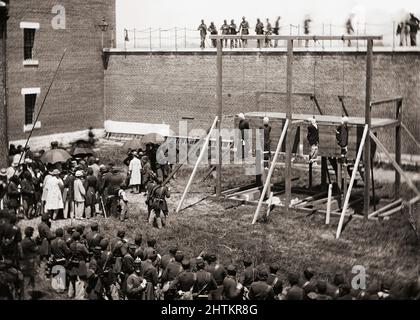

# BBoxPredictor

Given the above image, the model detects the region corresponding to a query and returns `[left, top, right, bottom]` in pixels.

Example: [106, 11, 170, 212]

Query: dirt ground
[22, 138, 420, 299]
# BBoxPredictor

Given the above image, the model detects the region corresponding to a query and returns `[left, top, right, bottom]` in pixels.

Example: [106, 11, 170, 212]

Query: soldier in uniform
[141, 249, 159, 300]
[247, 266, 275, 300]
[221, 20, 230, 47]
[345, 14, 355, 47]
[143, 238, 157, 261]
[229, 19, 238, 48]
[161, 246, 178, 272]
[307, 117, 319, 166]
[208, 22, 218, 48]
[285, 272, 304, 300]
[255, 18, 264, 48]
[86, 222, 103, 250]
[336, 116, 349, 162]
[304, 15, 312, 48]
[161, 251, 184, 300]
[273, 16, 281, 47]
[1, 214, 22, 268]
[239, 17, 250, 48]
[192, 257, 217, 300]
[222, 265, 244, 300]
[267, 263, 284, 298]
[265, 18, 273, 47]
[38, 213, 55, 278]
[260, 117, 272, 169]
[205, 254, 227, 300]
[50, 228, 70, 268]
[126, 257, 147, 300]
[198, 20, 207, 49]
[169, 259, 197, 300]
[239, 255, 257, 291]
[68, 232, 90, 299]
[147, 182, 170, 229]
[20, 227, 38, 300]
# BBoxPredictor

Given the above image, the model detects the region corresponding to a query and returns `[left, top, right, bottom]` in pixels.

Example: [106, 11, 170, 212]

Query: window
[24, 94, 37, 125]
[23, 28, 35, 60]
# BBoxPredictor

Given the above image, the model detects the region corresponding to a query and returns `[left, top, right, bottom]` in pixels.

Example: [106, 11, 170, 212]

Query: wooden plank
[364, 39, 373, 218]
[285, 39, 293, 209]
[370, 97, 403, 106]
[368, 199, 403, 218]
[216, 39, 223, 197]
[401, 122, 420, 152]
[266, 192, 274, 219]
[176, 117, 218, 213]
[370, 133, 420, 196]
[337, 124, 369, 239]
[209, 35, 383, 41]
[326, 184, 333, 225]
[378, 205, 403, 218]
[252, 119, 289, 224]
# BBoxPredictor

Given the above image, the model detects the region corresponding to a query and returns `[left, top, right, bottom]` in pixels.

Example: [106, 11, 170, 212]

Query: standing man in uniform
[220, 20, 230, 48]
[255, 18, 264, 48]
[20, 227, 39, 300]
[336, 116, 349, 162]
[239, 17, 250, 48]
[265, 18, 273, 47]
[222, 265, 244, 300]
[304, 15, 312, 48]
[193, 257, 217, 300]
[345, 14, 355, 47]
[229, 19, 238, 48]
[408, 13, 420, 46]
[205, 254, 227, 300]
[273, 16, 281, 47]
[198, 20, 207, 49]
[208, 22, 218, 48]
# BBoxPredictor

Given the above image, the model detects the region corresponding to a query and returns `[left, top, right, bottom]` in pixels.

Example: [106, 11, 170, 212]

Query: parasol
[72, 147, 94, 157]
[123, 139, 146, 151]
[40, 149, 72, 164]
[142, 133, 165, 145]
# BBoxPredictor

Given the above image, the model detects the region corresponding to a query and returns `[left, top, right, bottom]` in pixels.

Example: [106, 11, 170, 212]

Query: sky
[115, 0, 420, 46]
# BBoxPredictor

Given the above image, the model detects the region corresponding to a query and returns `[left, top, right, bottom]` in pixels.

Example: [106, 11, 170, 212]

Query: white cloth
[73, 178, 86, 202]
[129, 157, 142, 186]
[44, 176, 64, 211]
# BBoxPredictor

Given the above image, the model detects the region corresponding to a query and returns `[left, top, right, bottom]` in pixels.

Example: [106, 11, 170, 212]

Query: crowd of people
[197, 13, 420, 49]
[1, 220, 419, 300]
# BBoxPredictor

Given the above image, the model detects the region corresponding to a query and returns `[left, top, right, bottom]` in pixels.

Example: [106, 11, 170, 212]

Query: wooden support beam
[216, 39, 223, 197]
[337, 124, 369, 239]
[252, 119, 289, 224]
[285, 39, 293, 210]
[370, 132, 420, 196]
[364, 39, 373, 218]
[266, 192, 274, 219]
[370, 97, 403, 106]
[395, 100, 402, 198]
[291, 191, 329, 207]
[326, 184, 333, 225]
[176, 117, 218, 213]
[368, 198, 403, 218]
[378, 205, 403, 218]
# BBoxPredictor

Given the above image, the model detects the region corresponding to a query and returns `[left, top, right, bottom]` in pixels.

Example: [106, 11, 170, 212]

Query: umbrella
[40, 149, 72, 164]
[72, 147, 94, 157]
[123, 139, 146, 151]
[142, 133, 165, 145]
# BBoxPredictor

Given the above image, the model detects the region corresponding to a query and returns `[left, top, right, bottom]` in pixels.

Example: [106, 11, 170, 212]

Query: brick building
[0, 0, 115, 166]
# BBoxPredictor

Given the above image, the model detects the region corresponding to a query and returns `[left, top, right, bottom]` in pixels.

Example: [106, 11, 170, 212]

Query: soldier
[117, 186, 129, 222]
[336, 116, 349, 162]
[63, 169, 75, 219]
[120, 244, 136, 298]
[86, 222, 103, 250]
[20, 227, 38, 300]
[301, 267, 318, 299]
[220, 19, 230, 47]
[198, 20, 207, 49]
[38, 213, 55, 278]
[238, 113, 250, 160]
[169, 259, 197, 300]
[267, 263, 284, 298]
[205, 254, 227, 300]
[222, 264, 244, 300]
[161, 251, 184, 299]
[307, 117, 319, 166]
[110, 230, 128, 281]
[229, 19, 238, 48]
[161, 246, 178, 271]
[50, 228, 70, 268]
[408, 13, 420, 46]
[304, 15, 312, 48]
[208, 22, 218, 48]
[192, 257, 217, 300]
[239, 255, 257, 291]
[126, 257, 147, 300]
[247, 266, 275, 300]
[148, 182, 170, 229]
[255, 18, 264, 48]
[133, 234, 144, 259]
[64, 225, 75, 247]
[260, 117, 272, 169]
[273, 16, 281, 47]
[143, 238, 157, 261]
[1, 214, 22, 268]
[141, 249, 159, 300]
[316, 280, 333, 300]
[345, 14, 355, 47]
[68, 232, 90, 299]
[239, 16, 250, 48]
[285, 272, 304, 300]
[265, 18, 273, 48]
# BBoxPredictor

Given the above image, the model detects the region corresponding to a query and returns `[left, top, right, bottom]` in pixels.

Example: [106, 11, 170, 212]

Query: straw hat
[75, 170, 84, 178]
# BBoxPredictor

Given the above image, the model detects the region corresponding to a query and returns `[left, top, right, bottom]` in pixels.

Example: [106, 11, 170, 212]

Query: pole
[252, 120, 289, 224]
[392, 21, 395, 51]
[337, 124, 369, 238]
[216, 39, 223, 196]
[285, 39, 293, 209]
[0, 6, 8, 169]
[326, 183, 333, 225]
[363, 39, 373, 218]
[395, 100, 402, 198]
[159, 28, 161, 49]
[176, 117, 218, 213]
[149, 27, 152, 50]
[322, 23, 325, 50]
[184, 27, 187, 48]
[175, 27, 178, 51]
[133, 29, 136, 48]
[330, 24, 332, 48]
[356, 23, 359, 51]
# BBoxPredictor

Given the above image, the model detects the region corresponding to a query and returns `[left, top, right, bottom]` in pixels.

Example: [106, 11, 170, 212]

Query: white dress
[129, 157, 142, 186]
[44, 176, 64, 210]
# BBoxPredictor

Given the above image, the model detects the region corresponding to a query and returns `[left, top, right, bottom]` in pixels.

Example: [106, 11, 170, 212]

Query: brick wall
[104, 51, 420, 155]
[6, 0, 115, 141]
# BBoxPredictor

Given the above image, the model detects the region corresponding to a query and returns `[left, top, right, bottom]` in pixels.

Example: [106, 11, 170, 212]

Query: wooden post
[252, 120, 289, 224]
[395, 100, 402, 198]
[285, 39, 294, 209]
[216, 39, 223, 197]
[337, 124, 369, 239]
[176, 117, 218, 213]
[326, 183, 333, 225]
[321, 157, 328, 186]
[309, 162, 313, 189]
[363, 39, 373, 218]
[266, 192, 274, 219]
